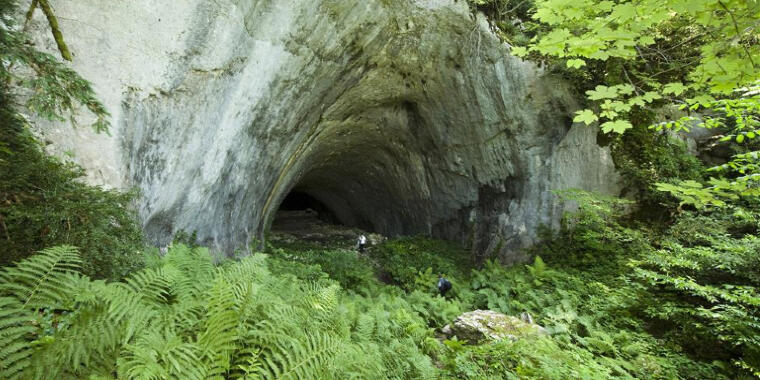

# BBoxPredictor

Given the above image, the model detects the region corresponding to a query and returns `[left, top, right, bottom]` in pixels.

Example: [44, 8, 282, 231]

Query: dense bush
[527, 192, 760, 378]
[610, 125, 706, 218]
[0, 108, 145, 280]
[1, 0, 145, 280]
[631, 209, 760, 374]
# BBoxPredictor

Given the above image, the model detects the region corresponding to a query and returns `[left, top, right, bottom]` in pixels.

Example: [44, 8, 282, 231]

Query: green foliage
[266, 211, 760, 378]
[610, 125, 705, 216]
[0, 244, 442, 379]
[538, 192, 760, 377]
[501, 0, 760, 206]
[522, 0, 759, 119]
[4, 210, 759, 379]
[630, 209, 760, 375]
[0, 124, 145, 279]
[1, 0, 109, 132]
[269, 246, 376, 289]
[372, 236, 469, 291]
[0, 1, 144, 280]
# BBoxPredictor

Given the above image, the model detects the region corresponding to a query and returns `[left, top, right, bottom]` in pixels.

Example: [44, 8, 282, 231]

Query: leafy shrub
[0, 93, 145, 280]
[631, 210, 760, 374]
[611, 123, 706, 218]
[0, 0, 144, 280]
[531, 191, 757, 377]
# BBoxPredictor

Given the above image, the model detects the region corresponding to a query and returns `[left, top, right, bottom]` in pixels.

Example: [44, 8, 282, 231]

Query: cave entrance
[270, 190, 345, 237]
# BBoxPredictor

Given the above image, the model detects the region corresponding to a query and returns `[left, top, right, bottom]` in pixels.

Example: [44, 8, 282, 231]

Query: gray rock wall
[24, 0, 621, 262]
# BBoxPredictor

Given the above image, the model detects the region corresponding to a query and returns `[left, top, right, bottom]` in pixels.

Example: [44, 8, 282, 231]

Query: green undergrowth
[2, 194, 759, 378]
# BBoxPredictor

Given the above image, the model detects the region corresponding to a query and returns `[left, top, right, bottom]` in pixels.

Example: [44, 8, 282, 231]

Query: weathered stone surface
[446, 310, 547, 343]
[24, 0, 621, 260]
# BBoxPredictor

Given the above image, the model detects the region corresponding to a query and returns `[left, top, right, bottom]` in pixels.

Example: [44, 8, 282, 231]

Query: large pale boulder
[24, 0, 621, 260]
[445, 310, 547, 343]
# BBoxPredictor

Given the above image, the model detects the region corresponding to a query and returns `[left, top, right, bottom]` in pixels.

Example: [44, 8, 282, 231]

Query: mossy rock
[447, 310, 547, 343]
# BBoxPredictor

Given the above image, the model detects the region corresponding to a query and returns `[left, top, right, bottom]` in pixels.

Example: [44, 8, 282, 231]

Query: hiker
[356, 234, 367, 253]
[437, 274, 452, 297]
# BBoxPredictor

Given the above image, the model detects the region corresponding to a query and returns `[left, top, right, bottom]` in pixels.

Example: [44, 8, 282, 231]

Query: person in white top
[356, 234, 367, 253]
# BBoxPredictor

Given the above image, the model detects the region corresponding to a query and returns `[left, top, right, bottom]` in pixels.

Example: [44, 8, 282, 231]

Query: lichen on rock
[446, 309, 547, 343]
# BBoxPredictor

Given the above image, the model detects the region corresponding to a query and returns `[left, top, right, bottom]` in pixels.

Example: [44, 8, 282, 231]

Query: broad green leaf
[610, 3, 637, 22]
[566, 59, 586, 69]
[601, 119, 633, 134]
[638, 35, 655, 45]
[510, 46, 528, 57]
[663, 82, 688, 96]
[534, 8, 561, 24]
[615, 84, 635, 96]
[586, 85, 618, 100]
[641, 91, 662, 103]
[573, 109, 599, 125]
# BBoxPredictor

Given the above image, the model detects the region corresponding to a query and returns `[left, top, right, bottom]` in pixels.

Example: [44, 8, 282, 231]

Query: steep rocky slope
[25, 0, 620, 261]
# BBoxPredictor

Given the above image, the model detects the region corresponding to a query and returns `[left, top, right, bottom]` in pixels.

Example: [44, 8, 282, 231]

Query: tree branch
[23, 0, 39, 30]
[38, 0, 72, 61]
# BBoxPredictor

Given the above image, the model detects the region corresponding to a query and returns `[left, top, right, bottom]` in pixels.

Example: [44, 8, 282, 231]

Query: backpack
[438, 278, 452, 292]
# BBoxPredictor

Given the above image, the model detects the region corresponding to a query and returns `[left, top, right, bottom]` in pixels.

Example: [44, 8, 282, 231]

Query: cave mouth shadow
[271, 190, 344, 234]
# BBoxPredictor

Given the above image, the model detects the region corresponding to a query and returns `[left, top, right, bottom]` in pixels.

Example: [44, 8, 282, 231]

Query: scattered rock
[446, 310, 547, 343]
[519, 311, 534, 324]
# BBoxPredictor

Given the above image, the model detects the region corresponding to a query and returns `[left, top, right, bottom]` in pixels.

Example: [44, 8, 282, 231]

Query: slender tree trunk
[38, 0, 73, 61]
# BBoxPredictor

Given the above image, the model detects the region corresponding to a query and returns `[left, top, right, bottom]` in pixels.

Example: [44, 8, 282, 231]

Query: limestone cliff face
[26, 0, 621, 261]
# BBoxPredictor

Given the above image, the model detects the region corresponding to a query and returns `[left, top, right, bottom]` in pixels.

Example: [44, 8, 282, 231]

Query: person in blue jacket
[437, 274, 452, 297]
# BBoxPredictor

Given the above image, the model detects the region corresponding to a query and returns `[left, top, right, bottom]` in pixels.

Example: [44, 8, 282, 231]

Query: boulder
[446, 310, 546, 343]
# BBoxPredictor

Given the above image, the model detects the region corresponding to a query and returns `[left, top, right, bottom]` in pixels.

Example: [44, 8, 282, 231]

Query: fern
[0, 243, 452, 378]
[0, 245, 81, 309]
[229, 346, 263, 379]
[0, 297, 35, 379]
[119, 328, 207, 380]
[198, 277, 239, 378]
[261, 331, 342, 379]
[123, 267, 172, 304]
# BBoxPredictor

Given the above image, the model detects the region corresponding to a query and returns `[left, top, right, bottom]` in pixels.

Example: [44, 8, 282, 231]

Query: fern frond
[163, 245, 215, 302]
[260, 331, 342, 380]
[299, 282, 339, 316]
[218, 254, 270, 285]
[119, 328, 206, 380]
[229, 346, 262, 379]
[123, 267, 171, 304]
[27, 304, 123, 378]
[0, 245, 81, 309]
[0, 297, 35, 380]
[352, 313, 376, 342]
[198, 277, 240, 378]
[98, 281, 159, 344]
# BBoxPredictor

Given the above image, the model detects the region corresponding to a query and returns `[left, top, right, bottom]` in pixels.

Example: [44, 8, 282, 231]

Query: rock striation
[25, 0, 621, 261]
